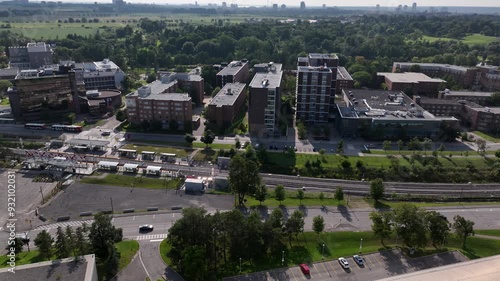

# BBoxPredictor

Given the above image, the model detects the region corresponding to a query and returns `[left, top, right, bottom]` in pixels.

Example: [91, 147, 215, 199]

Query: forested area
[1, 13, 499, 90]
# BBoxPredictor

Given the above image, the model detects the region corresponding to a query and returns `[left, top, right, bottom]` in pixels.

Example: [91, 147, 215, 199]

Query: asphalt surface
[38, 182, 234, 221]
[223, 249, 468, 281]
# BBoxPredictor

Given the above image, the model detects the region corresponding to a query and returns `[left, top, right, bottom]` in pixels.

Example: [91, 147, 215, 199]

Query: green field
[475, 229, 500, 237]
[421, 34, 499, 45]
[365, 199, 500, 209]
[159, 230, 500, 277]
[473, 131, 500, 143]
[115, 240, 140, 271]
[246, 189, 345, 207]
[122, 144, 193, 158]
[80, 174, 181, 189]
[369, 149, 496, 156]
[192, 142, 234, 149]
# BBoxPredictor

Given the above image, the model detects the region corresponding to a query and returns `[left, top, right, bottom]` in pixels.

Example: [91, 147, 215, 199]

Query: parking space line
[313, 264, 322, 277]
[270, 270, 279, 281]
[385, 251, 399, 262]
[288, 268, 299, 281]
[364, 255, 376, 267]
[320, 262, 330, 277]
[327, 261, 338, 274]
[372, 253, 383, 265]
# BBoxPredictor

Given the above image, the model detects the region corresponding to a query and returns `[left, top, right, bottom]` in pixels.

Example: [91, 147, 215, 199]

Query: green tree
[336, 140, 344, 154]
[370, 211, 393, 245]
[115, 109, 126, 122]
[184, 133, 196, 145]
[285, 210, 305, 244]
[235, 137, 241, 149]
[267, 208, 284, 229]
[105, 245, 121, 279]
[453, 215, 475, 248]
[495, 150, 500, 159]
[67, 112, 76, 124]
[146, 73, 156, 83]
[89, 213, 123, 260]
[383, 140, 392, 153]
[393, 203, 428, 249]
[297, 121, 307, 140]
[55, 226, 70, 259]
[370, 178, 385, 202]
[34, 230, 54, 260]
[319, 192, 325, 201]
[274, 185, 286, 205]
[6, 237, 24, 255]
[296, 189, 305, 205]
[397, 140, 404, 152]
[476, 139, 487, 155]
[334, 187, 344, 201]
[426, 211, 450, 248]
[211, 86, 221, 97]
[254, 184, 268, 205]
[200, 129, 215, 148]
[0, 79, 12, 95]
[312, 215, 325, 236]
[75, 225, 90, 257]
[229, 154, 261, 205]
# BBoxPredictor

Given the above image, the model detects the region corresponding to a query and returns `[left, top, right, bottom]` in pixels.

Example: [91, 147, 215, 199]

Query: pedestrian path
[135, 233, 168, 241]
[34, 220, 94, 231]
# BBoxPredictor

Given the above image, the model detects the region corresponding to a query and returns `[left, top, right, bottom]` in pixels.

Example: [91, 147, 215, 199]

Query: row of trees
[370, 203, 475, 249]
[12, 213, 123, 280]
[167, 207, 324, 281]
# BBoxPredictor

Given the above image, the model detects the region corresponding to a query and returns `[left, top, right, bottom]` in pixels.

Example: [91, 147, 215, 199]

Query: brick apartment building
[125, 80, 192, 130]
[336, 66, 354, 95]
[438, 89, 494, 106]
[206, 83, 246, 128]
[378, 72, 445, 96]
[296, 53, 338, 123]
[157, 67, 205, 106]
[414, 96, 500, 134]
[248, 62, 283, 136]
[8, 42, 53, 69]
[215, 60, 249, 87]
[392, 62, 500, 91]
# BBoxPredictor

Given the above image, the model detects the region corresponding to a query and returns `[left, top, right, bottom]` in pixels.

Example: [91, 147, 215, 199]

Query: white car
[338, 257, 350, 269]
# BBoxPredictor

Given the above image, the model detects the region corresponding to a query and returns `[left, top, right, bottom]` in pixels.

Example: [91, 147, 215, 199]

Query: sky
[80, 0, 500, 7]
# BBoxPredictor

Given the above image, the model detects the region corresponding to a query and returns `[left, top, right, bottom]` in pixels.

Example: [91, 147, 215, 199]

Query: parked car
[353, 255, 364, 266]
[101, 131, 111, 136]
[299, 263, 310, 275]
[338, 257, 350, 269]
[139, 225, 154, 232]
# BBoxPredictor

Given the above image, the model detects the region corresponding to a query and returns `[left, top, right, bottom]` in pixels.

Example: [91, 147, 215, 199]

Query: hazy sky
[86, 0, 500, 7]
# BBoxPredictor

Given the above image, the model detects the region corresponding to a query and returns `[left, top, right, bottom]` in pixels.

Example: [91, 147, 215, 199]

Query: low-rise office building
[125, 80, 193, 130]
[335, 89, 458, 139]
[206, 83, 246, 128]
[248, 62, 283, 136]
[71, 59, 125, 90]
[378, 72, 446, 96]
[438, 89, 494, 105]
[8, 42, 53, 69]
[215, 60, 249, 87]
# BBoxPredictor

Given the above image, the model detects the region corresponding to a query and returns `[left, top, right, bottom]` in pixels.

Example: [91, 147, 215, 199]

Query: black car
[139, 225, 154, 232]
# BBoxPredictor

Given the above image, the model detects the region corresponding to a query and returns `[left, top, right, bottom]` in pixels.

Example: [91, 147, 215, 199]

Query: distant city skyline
[71, 0, 500, 7]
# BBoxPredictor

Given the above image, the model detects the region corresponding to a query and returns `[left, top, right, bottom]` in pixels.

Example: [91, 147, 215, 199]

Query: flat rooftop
[308, 53, 339, 60]
[342, 89, 435, 120]
[441, 90, 494, 97]
[253, 62, 283, 73]
[393, 62, 471, 72]
[250, 71, 283, 89]
[380, 254, 500, 281]
[66, 138, 110, 147]
[298, 66, 332, 73]
[144, 92, 191, 101]
[216, 60, 247, 76]
[378, 72, 446, 83]
[209, 83, 246, 107]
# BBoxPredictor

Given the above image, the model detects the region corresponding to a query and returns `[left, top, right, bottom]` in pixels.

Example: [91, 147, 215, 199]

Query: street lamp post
[359, 238, 363, 254]
[282, 250, 285, 266]
[239, 257, 242, 273]
[322, 243, 325, 260]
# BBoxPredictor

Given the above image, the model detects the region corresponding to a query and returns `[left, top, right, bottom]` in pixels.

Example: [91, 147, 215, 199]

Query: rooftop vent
[226, 88, 232, 95]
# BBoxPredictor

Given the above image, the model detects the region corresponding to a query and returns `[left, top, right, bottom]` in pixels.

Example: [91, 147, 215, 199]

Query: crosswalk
[34, 220, 94, 231]
[135, 233, 168, 241]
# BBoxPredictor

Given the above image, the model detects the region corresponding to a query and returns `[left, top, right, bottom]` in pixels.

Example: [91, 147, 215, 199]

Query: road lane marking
[150, 239, 163, 242]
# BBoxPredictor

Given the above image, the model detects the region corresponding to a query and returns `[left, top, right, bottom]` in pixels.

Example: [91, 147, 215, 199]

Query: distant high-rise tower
[222, 2, 227, 7]
[412, 2, 417, 10]
[281, 4, 286, 8]
[322, 4, 326, 8]
[273, 3, 278, 9]
[300, 1, 306, 9]
[376, 4, 380, 9]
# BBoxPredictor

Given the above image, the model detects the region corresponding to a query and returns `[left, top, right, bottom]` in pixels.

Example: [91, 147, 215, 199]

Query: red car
[299, 264, 310, 275]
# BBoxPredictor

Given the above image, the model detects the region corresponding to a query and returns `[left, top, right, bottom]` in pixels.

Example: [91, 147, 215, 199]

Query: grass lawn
[0, 250, 50, 268]
[473, 131, 500, 143]
[421, 34, 499, 45]
[246, 190, 345, 207]
[159, 230, 500, 277]
[369, 149, 495, 156]
[80, 174, 181, 189]
[159, 239, 172, 265]
[122, 144, 193, 158]
[0, 98, 9, 105]
[115, 240, 140, 271]
[475, 229, 500, 237]
[193, 148, 218, 162]
[192, 142, 234, 150]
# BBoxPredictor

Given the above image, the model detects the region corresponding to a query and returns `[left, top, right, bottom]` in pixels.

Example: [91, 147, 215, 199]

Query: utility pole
[39, 186, 45, 203]
[110, 197, 114, 217]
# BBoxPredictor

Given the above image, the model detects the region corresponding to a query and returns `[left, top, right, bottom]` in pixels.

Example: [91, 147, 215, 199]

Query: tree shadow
[320, 205, 329, 213]
[251, 205, 269, 220]
[288, 245, 313, 264]
[279, 205, 289, 220]
[374, 200, 391, 210]
[299, 205, 308, 217]
[336, 204, 352, 222]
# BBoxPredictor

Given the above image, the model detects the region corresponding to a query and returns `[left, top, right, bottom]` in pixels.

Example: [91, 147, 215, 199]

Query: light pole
[239, 257, 242, 273]
[322, 243, 325, 260]
[359, 238, 363, 254]
[282, 250, 284, 266]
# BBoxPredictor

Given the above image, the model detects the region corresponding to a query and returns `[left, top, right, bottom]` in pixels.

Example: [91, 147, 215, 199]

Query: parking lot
[223, 249, 468, 281]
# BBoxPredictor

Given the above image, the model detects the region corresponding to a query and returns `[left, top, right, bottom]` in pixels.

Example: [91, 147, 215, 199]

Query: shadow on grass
[374, 200, 391, 210]
[288, 245, 313, 264]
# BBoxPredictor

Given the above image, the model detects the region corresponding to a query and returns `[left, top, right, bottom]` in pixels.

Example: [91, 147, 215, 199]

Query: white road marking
[150, 239, 163, 242]
[153, 214, 155, 219]
[133, 216, 135, 220]
[139, 249, 151, 279]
